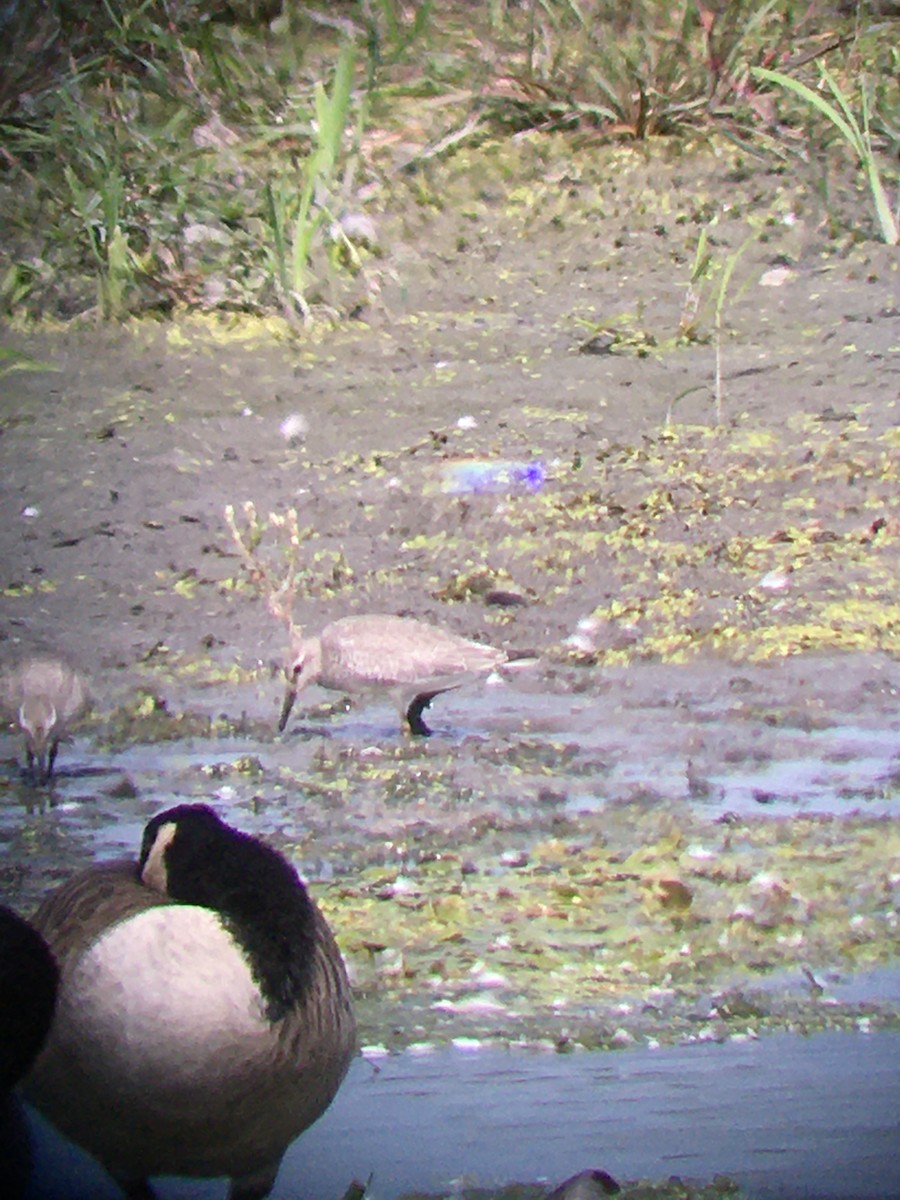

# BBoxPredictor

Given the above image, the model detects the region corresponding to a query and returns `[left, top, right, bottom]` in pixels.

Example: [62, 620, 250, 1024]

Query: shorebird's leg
[406, 692, 438, 737]
[278, 686, 297, 733]
[46, 737, 60, 781]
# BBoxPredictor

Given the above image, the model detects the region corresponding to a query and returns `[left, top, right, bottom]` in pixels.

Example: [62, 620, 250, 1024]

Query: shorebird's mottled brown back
[317, 614, 506, 691]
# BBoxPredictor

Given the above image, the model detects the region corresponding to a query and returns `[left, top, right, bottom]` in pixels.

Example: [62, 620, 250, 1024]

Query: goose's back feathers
[30, 860, 166, 972]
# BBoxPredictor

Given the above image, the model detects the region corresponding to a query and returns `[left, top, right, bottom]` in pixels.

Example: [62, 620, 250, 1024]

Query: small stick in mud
[225, 501, 305, 644]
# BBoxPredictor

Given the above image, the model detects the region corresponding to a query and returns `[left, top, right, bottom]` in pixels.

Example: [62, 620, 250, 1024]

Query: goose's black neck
[140, 804, 318, 1022]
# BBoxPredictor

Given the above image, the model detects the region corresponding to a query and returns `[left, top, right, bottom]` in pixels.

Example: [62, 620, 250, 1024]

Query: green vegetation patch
[309, 799, 898, 1050]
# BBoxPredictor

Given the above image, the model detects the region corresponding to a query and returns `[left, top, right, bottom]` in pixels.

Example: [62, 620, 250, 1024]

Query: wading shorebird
[0, 656, 88, 783]
[280, 613, 530, 736]
[23, 803, 356, 1200]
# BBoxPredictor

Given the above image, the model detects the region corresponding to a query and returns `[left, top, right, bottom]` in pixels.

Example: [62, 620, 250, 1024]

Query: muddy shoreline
[1, 142, 898, 1059]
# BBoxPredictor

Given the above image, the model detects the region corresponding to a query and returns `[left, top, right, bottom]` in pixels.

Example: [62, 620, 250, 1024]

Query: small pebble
[279, 413, 308, 445]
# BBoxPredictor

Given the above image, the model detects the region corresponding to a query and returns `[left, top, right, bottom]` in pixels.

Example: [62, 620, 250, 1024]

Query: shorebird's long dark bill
[278, 687, 297, 732]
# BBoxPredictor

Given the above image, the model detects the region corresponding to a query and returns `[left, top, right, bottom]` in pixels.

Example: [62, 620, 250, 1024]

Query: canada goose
[0, 905, 58, 1093]
[24, 803, 356, 1200]
[280, 613, 530, 736]
[0, 656, 88, 783]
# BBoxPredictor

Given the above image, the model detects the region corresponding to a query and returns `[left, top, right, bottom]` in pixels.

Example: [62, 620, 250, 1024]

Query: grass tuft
[0, 2, 895, 319]
[752, 64, 898, 245]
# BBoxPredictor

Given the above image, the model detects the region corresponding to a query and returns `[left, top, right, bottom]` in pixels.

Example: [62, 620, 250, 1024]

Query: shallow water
[20, 1030, 900, 1200]
[4, 671, 899, 871]
[2, 668, 898, 1200]
[3, 699, 899, 924]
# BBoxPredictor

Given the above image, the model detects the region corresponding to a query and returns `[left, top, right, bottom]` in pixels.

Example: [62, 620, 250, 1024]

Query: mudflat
[1, 141, 898, 1052]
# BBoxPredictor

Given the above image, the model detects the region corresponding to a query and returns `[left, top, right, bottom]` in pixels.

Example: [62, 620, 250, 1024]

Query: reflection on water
[20, 1031, 900, 1200]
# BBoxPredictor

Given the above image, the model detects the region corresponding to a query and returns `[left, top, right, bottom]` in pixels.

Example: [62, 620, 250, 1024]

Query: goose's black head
[139, 804, 319, 1022]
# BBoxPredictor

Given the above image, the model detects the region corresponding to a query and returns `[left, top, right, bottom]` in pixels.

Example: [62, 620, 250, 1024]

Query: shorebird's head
[277, 636, 322, 732]
[18, 697, 57, 757]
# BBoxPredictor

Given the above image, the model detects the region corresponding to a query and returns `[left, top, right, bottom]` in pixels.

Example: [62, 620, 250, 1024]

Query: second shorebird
[0, 656, 88, 783]
[280, 613, 526, 736]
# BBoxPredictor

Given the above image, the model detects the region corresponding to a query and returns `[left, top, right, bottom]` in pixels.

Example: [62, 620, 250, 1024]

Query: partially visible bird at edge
[0, 904, 58, 1093]
[0, 904, 59, 1200]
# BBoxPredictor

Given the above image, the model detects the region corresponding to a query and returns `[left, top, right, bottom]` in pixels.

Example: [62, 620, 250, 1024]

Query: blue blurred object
[440, 459, 546, 495]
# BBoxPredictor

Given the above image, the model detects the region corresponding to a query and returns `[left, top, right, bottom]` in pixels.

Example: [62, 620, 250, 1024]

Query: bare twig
[224, 502, 306, 645]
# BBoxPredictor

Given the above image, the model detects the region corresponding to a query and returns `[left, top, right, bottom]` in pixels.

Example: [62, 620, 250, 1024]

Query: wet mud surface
[0, 142, 898, 1196]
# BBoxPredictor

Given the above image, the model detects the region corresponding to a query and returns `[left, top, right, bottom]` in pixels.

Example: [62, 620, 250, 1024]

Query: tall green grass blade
[854, 84, 897, 248]
[105, 225, 130, 320]
[861, 151, 899, 246]
[63, 166, 104, 274]
[263, 180, 290, 295]
[753, 65, 898, 245]
[715, 230, 757, 321]
[753, 66, 861, 151]
[858, 84, 899, 247]
[316, 40, 356, 184]
[690, 222, 714, 286]
[287, 40, 357, 308]
[819, 67, 867, 158]
[290, 172, 319, 296]
[0, 347, 60, 376]
[63, 158, 140, 318]
[378, 0, 400, 45]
